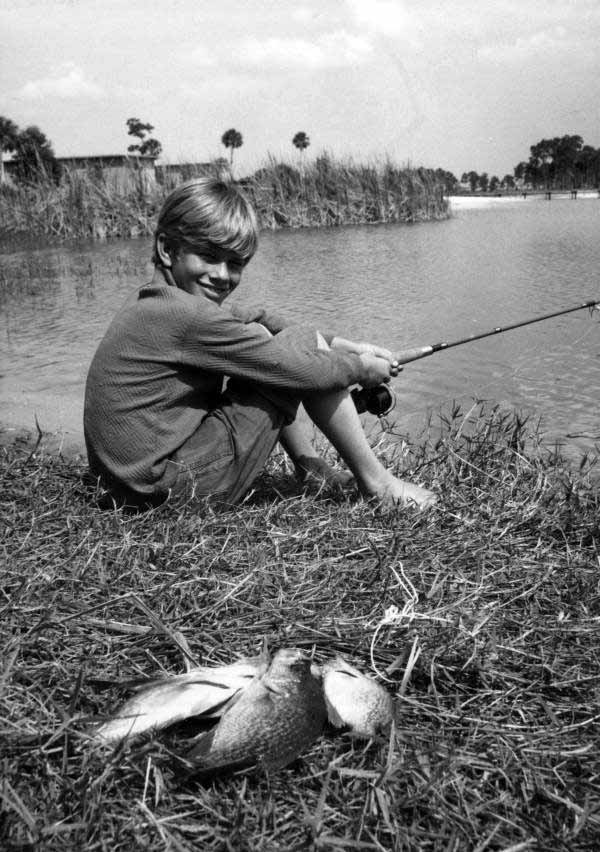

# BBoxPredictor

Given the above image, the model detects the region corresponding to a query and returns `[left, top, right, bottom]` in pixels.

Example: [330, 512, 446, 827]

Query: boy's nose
[211, 261, 230, 281]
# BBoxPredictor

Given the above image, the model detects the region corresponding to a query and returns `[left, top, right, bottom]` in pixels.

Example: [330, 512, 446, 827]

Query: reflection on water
[1, 197, 599, 459]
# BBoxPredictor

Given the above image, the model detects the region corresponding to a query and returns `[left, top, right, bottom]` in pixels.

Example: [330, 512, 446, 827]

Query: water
[1, 195, 599, 459]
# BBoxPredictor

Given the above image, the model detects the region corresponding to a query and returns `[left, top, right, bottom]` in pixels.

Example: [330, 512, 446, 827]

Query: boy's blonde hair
[152, 175, 259, 265]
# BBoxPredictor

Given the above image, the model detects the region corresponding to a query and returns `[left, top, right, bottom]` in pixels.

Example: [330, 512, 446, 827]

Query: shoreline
[0, 422, 86, 460]
[448, 189, 599, 209]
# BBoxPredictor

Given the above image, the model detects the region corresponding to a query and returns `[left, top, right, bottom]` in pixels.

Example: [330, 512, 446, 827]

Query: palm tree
[292, 131, 310, 156]
[0, 116, 19, 184]
[221, 128, 243, 165]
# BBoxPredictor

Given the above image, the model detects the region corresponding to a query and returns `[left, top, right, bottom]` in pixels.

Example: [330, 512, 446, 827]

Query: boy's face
[170, 244, 246, 305]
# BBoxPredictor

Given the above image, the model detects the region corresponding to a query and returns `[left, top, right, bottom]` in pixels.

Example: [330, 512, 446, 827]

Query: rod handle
[393, 345, 435, 365]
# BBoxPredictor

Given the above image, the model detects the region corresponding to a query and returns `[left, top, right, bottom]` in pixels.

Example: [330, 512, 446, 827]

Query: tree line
[0, 117, 59, 183]
[0, 116, 165, 183]
[462, 135, 600, 193]
[515, 135, 600, 190]
[2, 113, 597, 196]
[0, 115, 314, 183]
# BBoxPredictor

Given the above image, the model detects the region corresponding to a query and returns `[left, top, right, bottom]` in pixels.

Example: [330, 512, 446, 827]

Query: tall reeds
[244, 153, 448, 228]
[0, 162, 164, 241]
[0, 155, 448, 241]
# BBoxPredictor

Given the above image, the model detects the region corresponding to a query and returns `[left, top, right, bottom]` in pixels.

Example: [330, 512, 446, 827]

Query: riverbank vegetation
[460, 134, 600, 195]
[2, 403, 599, 850]
[0, 154, 449, 241]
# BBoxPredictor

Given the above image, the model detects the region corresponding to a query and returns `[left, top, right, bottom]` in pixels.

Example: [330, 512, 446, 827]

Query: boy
[84, 176, 436, 510]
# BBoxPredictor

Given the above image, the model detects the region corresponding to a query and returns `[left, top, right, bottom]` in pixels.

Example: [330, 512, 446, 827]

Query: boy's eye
[202, 251, 243, 271]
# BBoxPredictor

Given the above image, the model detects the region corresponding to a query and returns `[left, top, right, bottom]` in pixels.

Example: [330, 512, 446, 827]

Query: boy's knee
[250, 323, 328, 352]
[316, 331, 330, 351]
[247, 322, 272, 339]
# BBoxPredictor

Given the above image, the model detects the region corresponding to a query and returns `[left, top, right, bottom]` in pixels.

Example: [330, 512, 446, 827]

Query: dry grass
[1, 403, 599, 851]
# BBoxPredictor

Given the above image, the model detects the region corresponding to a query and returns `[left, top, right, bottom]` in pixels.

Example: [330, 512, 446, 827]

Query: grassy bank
[0, 155, 448, 241]
[1, 403, 599, 850]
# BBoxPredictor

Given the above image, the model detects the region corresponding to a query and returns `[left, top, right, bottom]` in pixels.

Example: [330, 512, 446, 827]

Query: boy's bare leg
[297, 331, 435, 508]
[250, 321, 352, 489]
[279, 413, 355, 489]
[303, 388, 436, 509]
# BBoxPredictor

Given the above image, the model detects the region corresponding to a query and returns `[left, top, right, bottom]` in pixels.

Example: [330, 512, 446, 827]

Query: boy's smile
[169, 246, 245, 305]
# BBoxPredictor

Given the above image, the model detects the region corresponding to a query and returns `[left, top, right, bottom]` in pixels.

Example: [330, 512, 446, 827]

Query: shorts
[164, 379, 301, 506]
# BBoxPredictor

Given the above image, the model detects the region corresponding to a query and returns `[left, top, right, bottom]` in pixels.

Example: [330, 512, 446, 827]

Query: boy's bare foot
[295, 455, 355, 490]
[370, 474, 437, 510]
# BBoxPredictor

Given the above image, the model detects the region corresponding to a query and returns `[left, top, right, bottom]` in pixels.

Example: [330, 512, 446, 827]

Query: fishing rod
[353, 298, 599, 416]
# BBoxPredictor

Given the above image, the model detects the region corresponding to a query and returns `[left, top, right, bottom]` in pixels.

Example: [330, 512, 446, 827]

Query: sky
[1, 0, 599, 179]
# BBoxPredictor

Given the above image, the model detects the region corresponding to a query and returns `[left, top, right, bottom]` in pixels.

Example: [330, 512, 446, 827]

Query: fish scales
[184, 648, 326, 775]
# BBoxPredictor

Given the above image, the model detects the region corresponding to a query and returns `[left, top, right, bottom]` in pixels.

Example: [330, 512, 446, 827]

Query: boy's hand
[357, 352, 395, 388]
[331, 337, 402, 379]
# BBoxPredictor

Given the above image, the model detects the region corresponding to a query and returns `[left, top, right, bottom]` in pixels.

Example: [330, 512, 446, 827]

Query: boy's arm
[180, 303, 379, 393]
[229, 303, 338, 344]
[229, 303, 291, 335]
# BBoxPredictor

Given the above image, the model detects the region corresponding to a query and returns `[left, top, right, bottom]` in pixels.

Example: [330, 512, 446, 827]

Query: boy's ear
[156, 233, 173, 267]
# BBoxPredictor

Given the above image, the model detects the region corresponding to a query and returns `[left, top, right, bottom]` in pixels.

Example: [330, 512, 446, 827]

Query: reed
[0, 155, 448, 241]
[244, 153, 448, 228]
[1, 402, 599, 850]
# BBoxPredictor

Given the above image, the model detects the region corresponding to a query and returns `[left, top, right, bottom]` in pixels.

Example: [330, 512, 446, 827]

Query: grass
[0, 154, 448, 241]
[1, 403, 599, 851]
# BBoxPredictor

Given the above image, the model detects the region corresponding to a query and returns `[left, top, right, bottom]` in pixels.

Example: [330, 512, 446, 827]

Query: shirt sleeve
[229, 302, 336, 344]
[229, 302, 291, 334]
[177, 294, 365, 394]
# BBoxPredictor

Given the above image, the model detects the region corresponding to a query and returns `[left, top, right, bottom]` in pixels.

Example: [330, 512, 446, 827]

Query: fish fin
[184, 727, 216, 761]
[333, 656, 362, 676]
[181, 730, 257, 778]
[325, 700, 346, 728]
[91, 681, 245, 743]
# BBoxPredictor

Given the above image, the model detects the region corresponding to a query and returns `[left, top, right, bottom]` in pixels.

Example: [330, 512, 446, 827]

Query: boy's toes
[412, 489, 437, 510]
[377, 480, 437, 511]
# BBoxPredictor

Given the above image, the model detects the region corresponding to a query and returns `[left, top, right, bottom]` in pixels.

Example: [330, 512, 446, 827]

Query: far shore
[448, 189, 600, 209]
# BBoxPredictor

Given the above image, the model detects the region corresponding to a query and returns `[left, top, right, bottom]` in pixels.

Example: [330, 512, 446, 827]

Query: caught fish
[92, 652, 268, 744]
[321, 655, 394, 738]
[182, 648, 326, 776]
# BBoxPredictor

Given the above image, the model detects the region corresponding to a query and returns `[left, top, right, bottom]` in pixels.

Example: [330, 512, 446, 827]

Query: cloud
[346, 0, 600, 56]
[290, 5, 318, 25]
[346, 0, 423, 41]
[478, 26, 596, 65]
[236, 31, 372, 69]
[185, 28, 373, 71]
[19, 63, 104, 100]
[188, 45, 216, 66]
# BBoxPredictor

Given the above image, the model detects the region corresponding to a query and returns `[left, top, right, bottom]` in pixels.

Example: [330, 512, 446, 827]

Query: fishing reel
[351, 384, 396, 417]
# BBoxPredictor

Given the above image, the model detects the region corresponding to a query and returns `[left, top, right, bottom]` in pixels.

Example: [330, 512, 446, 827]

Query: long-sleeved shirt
[84, 277, 368, 496]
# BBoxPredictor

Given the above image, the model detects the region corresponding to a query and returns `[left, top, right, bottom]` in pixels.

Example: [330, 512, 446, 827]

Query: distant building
[4, 153, 157, 193]
[57, 154, 157, 193]
[2, 154, 233, 193]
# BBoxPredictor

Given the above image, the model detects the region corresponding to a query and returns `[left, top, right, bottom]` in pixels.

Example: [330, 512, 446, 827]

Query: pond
[1, 194, 599, 461]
